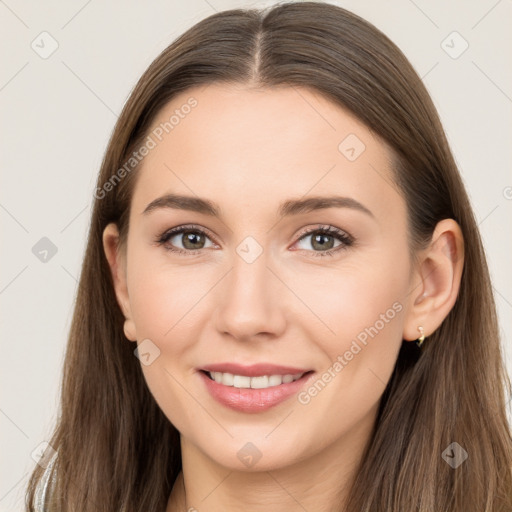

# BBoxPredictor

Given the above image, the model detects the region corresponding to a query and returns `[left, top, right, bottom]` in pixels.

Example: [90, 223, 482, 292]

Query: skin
[102, 83, 464, 512]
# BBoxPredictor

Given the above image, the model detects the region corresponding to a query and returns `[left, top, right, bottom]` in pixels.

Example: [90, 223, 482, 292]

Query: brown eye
[156, 225, 215, 255]
[179, 230, 207, 250]
[310, 232, 336, 250]
[294, 226, 354, 258]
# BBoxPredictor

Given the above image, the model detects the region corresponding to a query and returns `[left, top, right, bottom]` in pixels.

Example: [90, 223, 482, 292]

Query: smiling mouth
[201, 370, 314, 389]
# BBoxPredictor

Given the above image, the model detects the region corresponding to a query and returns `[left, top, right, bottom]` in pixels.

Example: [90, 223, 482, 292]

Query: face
[108, 83, 416, 472]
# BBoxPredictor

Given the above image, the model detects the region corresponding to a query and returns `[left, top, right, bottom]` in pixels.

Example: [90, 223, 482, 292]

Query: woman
[26, 2, 512, 511]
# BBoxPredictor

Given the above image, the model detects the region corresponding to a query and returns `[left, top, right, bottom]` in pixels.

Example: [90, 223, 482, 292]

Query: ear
[102, 223, 137, 342]
[403, 218, 464, 342]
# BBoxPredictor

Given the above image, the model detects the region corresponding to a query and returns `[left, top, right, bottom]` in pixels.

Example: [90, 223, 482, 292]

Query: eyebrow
[142, 193, 374, 219]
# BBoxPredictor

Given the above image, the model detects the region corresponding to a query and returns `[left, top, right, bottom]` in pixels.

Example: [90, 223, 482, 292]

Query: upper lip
[199, 363, 312, 377]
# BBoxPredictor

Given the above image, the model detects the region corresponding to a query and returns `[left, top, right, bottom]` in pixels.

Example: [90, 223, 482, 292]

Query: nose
[212, 247, 287, 342]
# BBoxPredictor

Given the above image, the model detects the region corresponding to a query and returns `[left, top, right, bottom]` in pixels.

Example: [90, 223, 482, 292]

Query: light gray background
[1, 1, 511, 510]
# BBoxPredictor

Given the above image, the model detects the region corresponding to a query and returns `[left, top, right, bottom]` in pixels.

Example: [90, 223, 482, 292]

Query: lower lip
[199, 371, 314, 413]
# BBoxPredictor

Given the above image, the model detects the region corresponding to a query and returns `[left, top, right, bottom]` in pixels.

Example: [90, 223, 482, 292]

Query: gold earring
[416, 326, 425, 348]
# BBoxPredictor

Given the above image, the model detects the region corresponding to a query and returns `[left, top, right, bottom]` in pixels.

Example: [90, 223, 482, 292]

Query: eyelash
[155, 223, 354, 258]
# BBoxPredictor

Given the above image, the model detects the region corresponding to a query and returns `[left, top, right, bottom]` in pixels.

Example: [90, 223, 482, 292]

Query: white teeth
[208, 371, 305, 389]
[233, 375, 251, 388]
[221, 372, 234, 386]
[268, 375, 282, 386]
[250, 376, 269, 389]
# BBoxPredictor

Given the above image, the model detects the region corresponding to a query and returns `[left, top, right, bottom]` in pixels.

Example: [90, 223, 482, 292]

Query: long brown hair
[25, 2, 512, 510]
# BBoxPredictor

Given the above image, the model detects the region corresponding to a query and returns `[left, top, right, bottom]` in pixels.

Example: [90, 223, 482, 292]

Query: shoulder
[34, 452, 58, 512]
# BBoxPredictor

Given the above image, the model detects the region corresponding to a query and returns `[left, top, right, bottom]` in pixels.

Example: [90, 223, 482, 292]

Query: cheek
[291, 253, 408, 408]
[327, 273, 405, 354]
[294, 256, 407, 354]
[126, 259, 208, 431]
[126, 250, 207, 342]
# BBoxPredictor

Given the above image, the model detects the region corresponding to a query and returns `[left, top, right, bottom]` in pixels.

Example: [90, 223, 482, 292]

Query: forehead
[130, 83, 403, 222]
